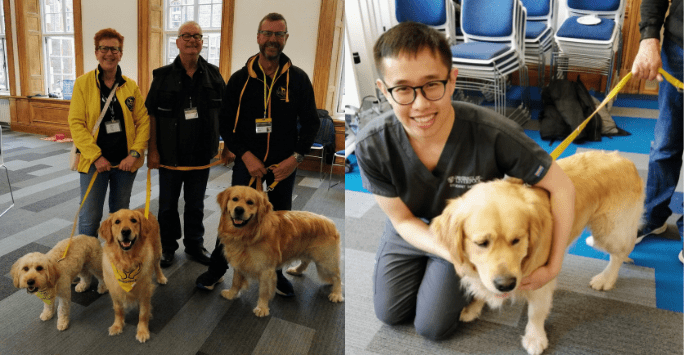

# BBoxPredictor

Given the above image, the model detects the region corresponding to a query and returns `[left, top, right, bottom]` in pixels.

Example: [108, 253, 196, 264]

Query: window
[165, 0, 222, 66]
[0, 2, 9, 93]
[41, 0, 75, 97]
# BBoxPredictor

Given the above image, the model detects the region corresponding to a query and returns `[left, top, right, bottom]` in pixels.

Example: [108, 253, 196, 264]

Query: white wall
[231, 0, 321, 80]
[80, 0, 139, 82]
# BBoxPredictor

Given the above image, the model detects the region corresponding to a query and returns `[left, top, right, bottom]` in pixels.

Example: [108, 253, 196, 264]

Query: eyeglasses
[384, 78, 450, 105]
[179, 34, 203, 41]
[258, 31, 287, 38]
[97, 46, 121, 54]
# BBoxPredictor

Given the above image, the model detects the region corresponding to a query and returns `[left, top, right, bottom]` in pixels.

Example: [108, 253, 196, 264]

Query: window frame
[40, 0, 76, 97]
[0, 2, 10, 94]
[163, 0, 223, 67]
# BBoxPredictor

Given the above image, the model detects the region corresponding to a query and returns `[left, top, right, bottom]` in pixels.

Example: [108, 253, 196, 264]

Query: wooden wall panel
[312, 0, 338, 110]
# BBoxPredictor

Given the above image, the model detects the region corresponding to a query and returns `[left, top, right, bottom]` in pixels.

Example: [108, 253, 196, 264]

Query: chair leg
[0, 165, 14, 218]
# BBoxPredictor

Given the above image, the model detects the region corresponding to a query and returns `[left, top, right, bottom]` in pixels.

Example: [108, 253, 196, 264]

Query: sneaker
[635, 223, 668, 244]
[679, 250, 683, 264]
[275, 269, 295, 297]
[160, 251, 175, 268]
[196, 271, 224, 291]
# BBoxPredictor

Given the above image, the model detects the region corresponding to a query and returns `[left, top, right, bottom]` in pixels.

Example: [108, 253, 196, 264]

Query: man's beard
[259, 41, 282, 61]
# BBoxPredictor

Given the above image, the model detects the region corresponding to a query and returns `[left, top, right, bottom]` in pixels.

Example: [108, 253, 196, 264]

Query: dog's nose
[234, 206, 244, 216]
[121, 228, 131, 238]
[493, 276, 517, 292]
[27, 279, 34, 286]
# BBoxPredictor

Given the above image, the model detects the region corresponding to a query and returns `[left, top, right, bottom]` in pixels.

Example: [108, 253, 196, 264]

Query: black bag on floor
[539, 77, 602, 143]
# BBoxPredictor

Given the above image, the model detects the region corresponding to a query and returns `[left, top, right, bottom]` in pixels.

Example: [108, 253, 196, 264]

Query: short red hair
[94, 28, 124, 51]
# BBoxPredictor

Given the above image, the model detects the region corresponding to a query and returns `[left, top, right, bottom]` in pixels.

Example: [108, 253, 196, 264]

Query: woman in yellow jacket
[68, 28, 149, 237]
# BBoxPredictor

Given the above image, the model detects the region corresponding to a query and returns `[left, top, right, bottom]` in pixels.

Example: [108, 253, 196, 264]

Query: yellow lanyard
[258, 61, 279, 118]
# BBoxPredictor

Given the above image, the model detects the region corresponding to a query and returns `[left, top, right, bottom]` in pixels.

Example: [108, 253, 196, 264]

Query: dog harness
[35, 289, 56, 305]
[111, 262, 142, 292]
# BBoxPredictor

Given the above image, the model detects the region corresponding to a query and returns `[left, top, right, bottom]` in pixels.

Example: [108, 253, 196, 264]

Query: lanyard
[258, 61, 279, 118]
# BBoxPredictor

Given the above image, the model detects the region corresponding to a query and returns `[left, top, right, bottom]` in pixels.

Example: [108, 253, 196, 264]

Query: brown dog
[216, 185, 344, 317]
[11, 235, 107, 331]
[98, 208, 167, 343]
[432, 151, 644, 355]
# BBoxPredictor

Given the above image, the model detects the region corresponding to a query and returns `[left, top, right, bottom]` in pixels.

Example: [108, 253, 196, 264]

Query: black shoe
[185, 247, 211, 265]
[275, 269, 295, 297]
[160, 252, 175, 268]
[196, 271, 224, 291]
[636, 222, 668, 244]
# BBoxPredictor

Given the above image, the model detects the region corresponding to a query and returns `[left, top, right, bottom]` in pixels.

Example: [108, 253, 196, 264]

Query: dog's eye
[36, 266, 43, 271]
[246, 200, 254, 205]
[131, 218, 137, 223]
[511, 238, 520, 245]
[114, 219, 121, 224]
[232, 197, 239, 201]
[475, 240, 489, 248]
[23, 266, 28, 271]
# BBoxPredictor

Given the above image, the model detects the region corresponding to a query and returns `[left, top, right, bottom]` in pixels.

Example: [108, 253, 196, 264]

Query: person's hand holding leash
[242, 151, 267, 178]
[94, 156, 112, 173]
[221, 148, 236, 166]
[272, 156, 298, 181]
[632, 38, 663, 81]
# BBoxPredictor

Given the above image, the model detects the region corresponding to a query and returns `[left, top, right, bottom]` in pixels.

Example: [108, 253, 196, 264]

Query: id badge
[105, 120, 122, 134]
[184, 108, 199, 120]
[255, 118, 272, 133]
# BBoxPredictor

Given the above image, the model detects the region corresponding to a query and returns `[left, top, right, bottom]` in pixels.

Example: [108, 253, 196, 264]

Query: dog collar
[111, 262, 141, 292]
[35, 289, 56, 305]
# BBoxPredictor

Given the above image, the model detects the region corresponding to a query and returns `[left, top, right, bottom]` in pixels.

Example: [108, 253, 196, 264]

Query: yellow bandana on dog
[36, 289, 56, 305]
[111, 263, 141, 292]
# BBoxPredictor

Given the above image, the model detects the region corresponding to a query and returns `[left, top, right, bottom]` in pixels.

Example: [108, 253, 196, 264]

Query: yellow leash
[550, 68, 683, 160]
[248, 164, 280, 191]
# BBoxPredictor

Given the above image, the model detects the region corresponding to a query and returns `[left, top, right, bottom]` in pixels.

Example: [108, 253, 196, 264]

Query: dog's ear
[217, 188, 230, 213]
[10, 258, 22, 288]
[99, 214, 113, 243]
[256, 190, 273, 221]
[136, 210, 157, 241]
[521, 189, 554, 276]
[431, 199, 475, 276]
[44, 259, 60, 288]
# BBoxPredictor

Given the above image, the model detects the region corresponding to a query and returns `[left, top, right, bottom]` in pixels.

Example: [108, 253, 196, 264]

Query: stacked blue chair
[521, 0, 555, 87]
[450, 0, 530, 125]
[391, 0, 457, 44]
[553, 0, 626, 96]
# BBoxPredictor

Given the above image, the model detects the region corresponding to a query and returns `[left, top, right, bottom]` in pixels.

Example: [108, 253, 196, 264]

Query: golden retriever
[11, 234, 107, 331]
[431, 151, 644, 355]
[216, 185, 344, 317]
[98, 208, 167, 343]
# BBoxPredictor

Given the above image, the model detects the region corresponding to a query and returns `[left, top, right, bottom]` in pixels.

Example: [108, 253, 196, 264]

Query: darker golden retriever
[216, 185, 344, 317]
[98, 208, 167, 343]
[432, 151, 644, 355]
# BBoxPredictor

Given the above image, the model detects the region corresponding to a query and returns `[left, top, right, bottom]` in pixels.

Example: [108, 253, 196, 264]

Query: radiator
[0, 98, 9, 124]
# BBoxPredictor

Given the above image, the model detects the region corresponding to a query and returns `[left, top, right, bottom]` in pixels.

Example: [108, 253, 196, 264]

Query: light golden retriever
[11, 234, 107, 331]
[431, 151, 644, 355]
[98, 208, 167, 343]
[216, 185, 344, 317]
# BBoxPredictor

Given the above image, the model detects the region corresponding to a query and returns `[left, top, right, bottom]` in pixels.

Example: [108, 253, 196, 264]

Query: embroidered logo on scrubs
[276, 86, 287, 100]
[35, 289, 56, 305]
[125, 96, 135, 111]
[111, 262, 142, 292]
[534, 165, 545, 177]
[447, 175, 482, 189]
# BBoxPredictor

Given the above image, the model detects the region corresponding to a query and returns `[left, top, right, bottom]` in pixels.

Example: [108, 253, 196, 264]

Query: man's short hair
[373, 22, 452, 79]
[178, 21, 202, 36]
[258, 13, 287, 32]
[94, 28, 124, 51]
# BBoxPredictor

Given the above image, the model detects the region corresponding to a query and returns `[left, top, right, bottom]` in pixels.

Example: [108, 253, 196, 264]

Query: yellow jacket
[68, 67, 149, 173]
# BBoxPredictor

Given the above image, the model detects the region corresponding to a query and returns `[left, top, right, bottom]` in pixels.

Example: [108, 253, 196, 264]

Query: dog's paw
[522, 328, 548, 355]
[57, 318, 70, 331]
[108, 324, 123, 336]
[75, 281, 89, 293]
[328, 292, 344, 303]
[221, 289, 240, 300]
[40, 310, 54, 321]
[459, 306, 481, 322]
[157, 275, 168, 285]
[136, 328, 150, 343]
[253, 306, 270, 317]
[590, 273, 616, 291]
[97, 283, 108, 294]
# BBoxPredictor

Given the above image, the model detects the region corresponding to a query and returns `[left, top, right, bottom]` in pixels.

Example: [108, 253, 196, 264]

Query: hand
[519, 263, 561, 291]
[147, 148, 160, 169]
[118, 155, 137, 172]
[272, 156, 298, 182]
[221, 149, 236, 166]
[94, 156, 112, 173]
[242, 151, 267, 178]
[631, 38, 662, 81]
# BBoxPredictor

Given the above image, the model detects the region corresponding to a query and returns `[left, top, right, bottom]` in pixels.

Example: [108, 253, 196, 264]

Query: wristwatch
[130, 150, 141, 158]
[293, 152, 304, 164]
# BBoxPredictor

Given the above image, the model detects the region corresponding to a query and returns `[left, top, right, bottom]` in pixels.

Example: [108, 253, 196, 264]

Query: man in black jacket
[146, 21, 231, 267]
[631, 0, 682, 263]
[195, 13, 320, 295]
